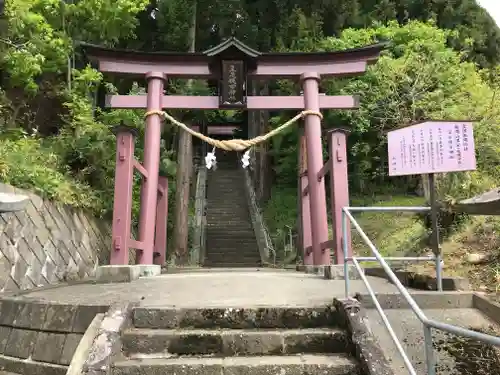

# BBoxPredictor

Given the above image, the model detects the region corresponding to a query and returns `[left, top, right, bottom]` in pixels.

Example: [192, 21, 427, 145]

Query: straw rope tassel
[144, 110, 323, 152]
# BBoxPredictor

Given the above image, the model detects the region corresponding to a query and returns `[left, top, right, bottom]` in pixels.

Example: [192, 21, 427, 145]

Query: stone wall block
[2, 277, 20, 293]
[43, 304, 78, 333]
[32, 332, 66, 363]
[4, 328, 38, 358]
[0, 299, 22, 325]
[28, 191, 45, 211]
[14, 300, 49, 329]
[60, 333, 83, 365]
[10, 256, 28, 289]
[0, 326, 12, 353]
[0, 232, 17, 265]
[4, 214, 24, 247]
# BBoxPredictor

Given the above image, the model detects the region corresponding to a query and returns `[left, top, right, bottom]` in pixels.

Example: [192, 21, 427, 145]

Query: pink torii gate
[81, 38, 384, 267]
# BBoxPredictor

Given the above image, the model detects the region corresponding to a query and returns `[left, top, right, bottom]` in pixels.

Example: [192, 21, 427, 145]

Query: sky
[476, 0, 500, 26]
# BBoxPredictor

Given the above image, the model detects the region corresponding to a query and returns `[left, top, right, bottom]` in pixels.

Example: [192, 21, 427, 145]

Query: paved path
[15, 268, 400, 307]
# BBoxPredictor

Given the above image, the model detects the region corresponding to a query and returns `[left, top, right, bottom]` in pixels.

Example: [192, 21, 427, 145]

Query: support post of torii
[81, 38, 385, 266]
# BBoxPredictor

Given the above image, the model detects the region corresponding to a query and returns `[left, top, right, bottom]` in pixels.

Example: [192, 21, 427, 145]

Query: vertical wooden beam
[299, 130, 313, 265]
[110, 125, 137, 265]
[328, 129, 351, 264]
[154, 176, 169, 266]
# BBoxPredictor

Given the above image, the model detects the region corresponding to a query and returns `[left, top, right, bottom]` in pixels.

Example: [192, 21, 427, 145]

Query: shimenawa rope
[144, 110, 323, 152]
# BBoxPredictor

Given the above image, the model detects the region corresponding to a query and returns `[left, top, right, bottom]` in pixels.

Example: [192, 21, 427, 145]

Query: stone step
[206, 191, 243, 195]
[206, 238, 257, 244]
[206, 203, 246, 206]
[206, 202, 247, 205]
[206, 234, 255, 238]
[205, 224, 253, 229]
[205, 245, 258, 250]
[205, 247, 259, 252]
[204, 262, 263, 268]
[132, 306, 340, 329]
[205, 251, 259, 256]
[204, 262, 262, 268]
[112, 354, 358, 375]
[205, 214, 250, 218]
[204, 248, 260, 253]
[204, 250, 260, 254]
[204, 253, 260, 259]
[204, 260, 261, 265]
[206, 208, 247, 211]
[207, 178, 243, 181]
[204, 257, 261, 264]
[206, 230, 253, 234]
[204, 257, 261, 262]
[205, 213, 249, 217]
[122, 328, 350, 356]
[205, 228, 254, 232]
[206, 229, 255, 234]
[206, 238, 256, 242]
[205, 251, 259, 257]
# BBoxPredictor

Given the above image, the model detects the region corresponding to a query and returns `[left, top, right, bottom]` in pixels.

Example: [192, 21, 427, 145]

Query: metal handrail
[341, 206, 500, 375]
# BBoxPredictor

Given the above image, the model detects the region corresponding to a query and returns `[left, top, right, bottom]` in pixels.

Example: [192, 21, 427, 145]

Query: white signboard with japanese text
[388, 121, 476, 177]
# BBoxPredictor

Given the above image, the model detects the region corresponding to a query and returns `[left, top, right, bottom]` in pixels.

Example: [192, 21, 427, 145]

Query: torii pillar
[301, 73, 330, 265]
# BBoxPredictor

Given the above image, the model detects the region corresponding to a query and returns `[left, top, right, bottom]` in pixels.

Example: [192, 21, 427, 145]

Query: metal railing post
[423, 323, 436, 375]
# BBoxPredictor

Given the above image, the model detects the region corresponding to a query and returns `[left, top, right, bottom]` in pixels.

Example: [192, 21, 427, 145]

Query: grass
[349, 195, 427, 258]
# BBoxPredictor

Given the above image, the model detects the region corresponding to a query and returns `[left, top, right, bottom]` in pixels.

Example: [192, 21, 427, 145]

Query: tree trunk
[258, 83, 272, 203]
[173, 0, 196, 265]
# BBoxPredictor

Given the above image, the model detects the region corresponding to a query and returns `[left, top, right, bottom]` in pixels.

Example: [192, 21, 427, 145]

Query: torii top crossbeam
[82, 37, 385, 78]
[81, 37, 385, 110]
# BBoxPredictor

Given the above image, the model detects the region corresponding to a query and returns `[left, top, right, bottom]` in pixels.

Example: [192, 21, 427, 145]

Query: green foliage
[0, 136, 101, 210]
[0, 0, 155, 214]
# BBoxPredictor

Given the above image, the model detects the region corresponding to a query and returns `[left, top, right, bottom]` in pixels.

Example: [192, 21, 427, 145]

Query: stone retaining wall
[0, 183, 111, 293]
[0, 297, 108, 374]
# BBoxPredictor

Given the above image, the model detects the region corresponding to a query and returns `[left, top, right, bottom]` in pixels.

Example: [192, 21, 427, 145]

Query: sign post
[387, 121, 476, 291]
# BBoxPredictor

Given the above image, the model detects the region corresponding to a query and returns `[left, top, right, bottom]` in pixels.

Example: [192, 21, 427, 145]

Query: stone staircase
[204, 151, 261, 267]
[114, 305, 360, 375]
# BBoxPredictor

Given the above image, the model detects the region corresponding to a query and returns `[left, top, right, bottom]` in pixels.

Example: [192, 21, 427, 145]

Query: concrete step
[122, 328, 349, 356]
[112, 354, 358, 375]
[132, 306, 340, 329]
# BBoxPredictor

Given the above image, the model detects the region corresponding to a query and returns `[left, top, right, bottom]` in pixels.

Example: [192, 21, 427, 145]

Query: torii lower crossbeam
[105, 95, 360, 110]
